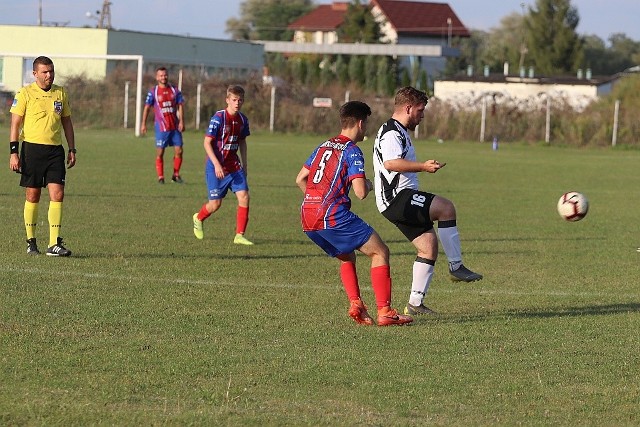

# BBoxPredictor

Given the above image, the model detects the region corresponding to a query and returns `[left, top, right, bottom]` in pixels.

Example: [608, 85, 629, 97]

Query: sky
[0, 0, 638, 44]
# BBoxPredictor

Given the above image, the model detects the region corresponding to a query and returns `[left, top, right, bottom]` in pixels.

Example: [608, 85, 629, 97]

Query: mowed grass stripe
[4, 265, 640, 301]
[1, 129, 639, 425]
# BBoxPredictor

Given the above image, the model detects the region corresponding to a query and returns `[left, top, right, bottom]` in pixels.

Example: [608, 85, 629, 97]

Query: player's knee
[207, 200, 221, 212]
[433, 197, 456, 219]
[237, 193, 249, 205]
[379, 242, 390, 259]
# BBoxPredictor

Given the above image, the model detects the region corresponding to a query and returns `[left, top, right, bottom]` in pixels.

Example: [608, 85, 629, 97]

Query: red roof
[372, 0, 470, 37]
[288, 2, 349, 31]
[288, 1, 470, 38]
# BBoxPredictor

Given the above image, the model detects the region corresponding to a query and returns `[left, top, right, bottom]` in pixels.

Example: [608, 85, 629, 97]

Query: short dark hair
[33, 56, 53, 71]
[339, 101, 371, 128]
[394, 86, 429, 107]
[227, 85, 245, 98]
[156, 66, 167, 73]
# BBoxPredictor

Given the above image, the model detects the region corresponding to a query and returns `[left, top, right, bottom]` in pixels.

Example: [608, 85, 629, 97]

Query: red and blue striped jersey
[300, 135, 366, 231]
[206, 109, 250, 173]
[144, 85, 184, 132]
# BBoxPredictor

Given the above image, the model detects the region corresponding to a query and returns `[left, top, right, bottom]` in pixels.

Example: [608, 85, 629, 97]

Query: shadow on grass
[383, 236, 606, 246]
[76, 252, 328, 260]
[437, 302, 640, 323]
[473, 236, 606, 243]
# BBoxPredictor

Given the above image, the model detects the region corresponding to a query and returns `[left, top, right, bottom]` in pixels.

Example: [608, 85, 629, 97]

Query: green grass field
[1, 129, 639, 425]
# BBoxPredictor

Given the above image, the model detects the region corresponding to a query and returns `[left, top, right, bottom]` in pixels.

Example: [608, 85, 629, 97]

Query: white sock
[409, 257, 435, 306]
[437, 221, 462, 268]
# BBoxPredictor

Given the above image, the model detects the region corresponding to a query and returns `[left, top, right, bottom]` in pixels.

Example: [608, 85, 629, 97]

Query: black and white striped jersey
[372, 118, 419, 212]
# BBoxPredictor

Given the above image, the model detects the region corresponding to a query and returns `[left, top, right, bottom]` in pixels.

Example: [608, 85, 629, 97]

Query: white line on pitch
[4, 266, 640, 299]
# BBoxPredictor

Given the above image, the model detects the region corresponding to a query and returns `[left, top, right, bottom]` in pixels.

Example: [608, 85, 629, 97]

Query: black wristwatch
[69, 148, 77, 154]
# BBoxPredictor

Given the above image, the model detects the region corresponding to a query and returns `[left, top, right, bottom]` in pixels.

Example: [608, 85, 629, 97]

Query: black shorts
[20, 141, 66, 188]
[381, 188, 436, 241]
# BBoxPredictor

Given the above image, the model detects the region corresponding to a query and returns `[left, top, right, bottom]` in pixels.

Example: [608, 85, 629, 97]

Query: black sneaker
[449, 264, 483, 282]
[404, 303, 437, 316]
[158, 177, 165, 184]
[26, 238, 40, 255]
[46, 237, 72, 257]
[171, 175, 183, 184]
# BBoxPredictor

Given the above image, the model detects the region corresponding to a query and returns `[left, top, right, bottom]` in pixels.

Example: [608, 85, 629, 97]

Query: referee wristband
[10, 141, 19, 154]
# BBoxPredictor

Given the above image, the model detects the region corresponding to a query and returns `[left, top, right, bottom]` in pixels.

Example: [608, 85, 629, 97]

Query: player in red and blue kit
[295, 101, 412, 327]
[140, 67, 185, 184]
[192, 85, 254, 245]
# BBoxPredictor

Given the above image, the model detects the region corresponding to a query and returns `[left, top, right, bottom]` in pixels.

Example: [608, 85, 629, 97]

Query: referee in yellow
[9, 56, 76, 256]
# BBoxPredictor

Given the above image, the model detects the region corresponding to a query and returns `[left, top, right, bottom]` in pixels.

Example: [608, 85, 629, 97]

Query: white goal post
[1, 53, 144, 136]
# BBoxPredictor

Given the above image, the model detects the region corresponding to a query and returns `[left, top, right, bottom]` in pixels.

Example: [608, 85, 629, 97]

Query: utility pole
[38, 0, 42, 26]
[518, 2, 528, 72]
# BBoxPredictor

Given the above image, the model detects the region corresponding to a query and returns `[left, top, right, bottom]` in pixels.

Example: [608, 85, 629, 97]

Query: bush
[7, 69, 637, 148]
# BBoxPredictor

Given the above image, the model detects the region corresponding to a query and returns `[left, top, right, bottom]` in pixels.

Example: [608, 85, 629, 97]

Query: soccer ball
[557, 191, 589, 221]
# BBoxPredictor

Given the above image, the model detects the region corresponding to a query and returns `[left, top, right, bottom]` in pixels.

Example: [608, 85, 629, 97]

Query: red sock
[155, 157, 164, 179]
[173, 157, 182, 176]
[197, 204, 211, 222]
[340, 262, 360, 301]
[371, 265, 392, 309]
[236, 206, 249, 234]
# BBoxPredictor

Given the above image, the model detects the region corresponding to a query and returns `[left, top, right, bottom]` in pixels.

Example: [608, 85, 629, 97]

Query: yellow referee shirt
[9, 82, 72, 146]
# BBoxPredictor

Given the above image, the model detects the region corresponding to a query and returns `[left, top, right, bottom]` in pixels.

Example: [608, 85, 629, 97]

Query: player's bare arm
[203, 136, 225, 178]
[177, 104, 185, 132]
[351, 177, 371, 200]
[295, 167, 309, 193]
[238, 139, 248, 175]
[9, 113, 22, 172]
[140, 105, 150, 135]
[61, 116, 76, 169]
[383, 158, 443, 173]
[423, 159, 445, 173]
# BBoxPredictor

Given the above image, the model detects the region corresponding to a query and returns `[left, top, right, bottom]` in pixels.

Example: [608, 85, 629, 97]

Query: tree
[608, 33, 640, 70]
[225, 0, 313, 41]
[336, 0, 382, 43]
[582, 35, 611, 75]
[525, 0, 584, 75]
[376, 57, 396, 96]
[444, 30, 488, 76]
[348, 56, 365, 87]
[319, 56, 333, 87]
[334, 55, 349, 86]
[364, 55, 377, 90]
[482, 14, 526, 74]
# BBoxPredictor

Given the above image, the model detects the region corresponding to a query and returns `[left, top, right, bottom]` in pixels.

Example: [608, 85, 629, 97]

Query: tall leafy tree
[348, 55, 365, 87]
[608, 33, 640, 70]
[525, 0, 584, 75]
[226, 0, 313, 41]
[334, 55, 349, 85]
[336, 0, 382, 43]
[582, 35, 610, 75]
[376, 56, 396, 96]
[444, 30, 488, 76]
[481, 13, 526, 74]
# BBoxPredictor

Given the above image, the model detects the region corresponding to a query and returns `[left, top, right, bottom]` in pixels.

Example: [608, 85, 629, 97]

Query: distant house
[287, 0, 470, 80]
[434, 69, 620, 111]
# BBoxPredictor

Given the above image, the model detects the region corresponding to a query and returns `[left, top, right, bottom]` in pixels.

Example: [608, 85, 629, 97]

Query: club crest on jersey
[53, 101, 63, 115]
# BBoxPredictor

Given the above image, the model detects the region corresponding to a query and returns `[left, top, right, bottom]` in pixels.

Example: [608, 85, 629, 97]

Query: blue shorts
[206, 170, 248, 200]
[155, 130, 183, 148]
[304, 213, 374, 257]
